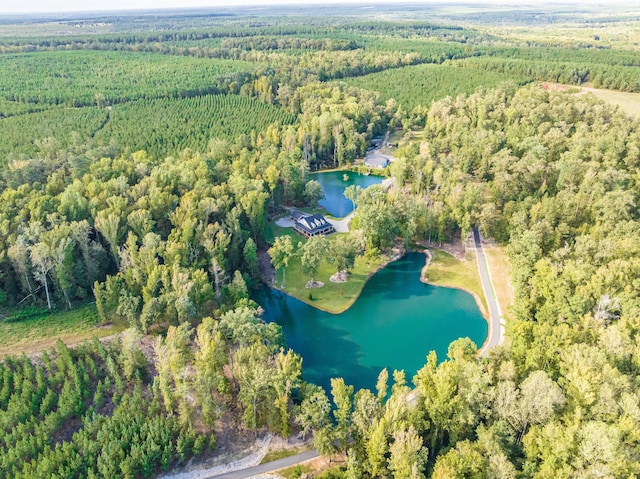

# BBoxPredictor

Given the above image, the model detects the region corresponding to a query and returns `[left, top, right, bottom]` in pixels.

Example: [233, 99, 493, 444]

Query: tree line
[455, 56, 640, 92]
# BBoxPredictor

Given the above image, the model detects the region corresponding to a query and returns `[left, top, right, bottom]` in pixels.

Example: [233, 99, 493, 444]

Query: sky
[6, 0, 399, 14]
[1, 0, 610, 15]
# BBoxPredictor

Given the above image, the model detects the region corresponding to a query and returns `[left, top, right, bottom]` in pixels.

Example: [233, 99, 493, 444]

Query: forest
[1, 3, 640, 478]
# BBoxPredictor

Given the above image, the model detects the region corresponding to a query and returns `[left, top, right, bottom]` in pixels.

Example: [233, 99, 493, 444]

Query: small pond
[254, 252, 488, 392]
[314, 170, 383, 218]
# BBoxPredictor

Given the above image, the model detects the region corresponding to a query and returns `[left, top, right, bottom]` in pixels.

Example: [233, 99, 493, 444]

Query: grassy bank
[0, 304, 127, 357]
[422, 249, 488, 317]
[277, 463, 314, 479]
[277, 251, 385, 314]
[483, 245, 515, 320]
[260, 445, 311, 465]
[266, 221, 385, 314]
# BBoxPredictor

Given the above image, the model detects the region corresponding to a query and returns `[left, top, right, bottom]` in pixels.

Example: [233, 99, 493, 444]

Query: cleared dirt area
[580, 87, 640, 118]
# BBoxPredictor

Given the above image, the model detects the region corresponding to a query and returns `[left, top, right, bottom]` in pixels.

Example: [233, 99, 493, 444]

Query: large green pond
[254, 252, 488, 392]
[314, 170, 383, 218]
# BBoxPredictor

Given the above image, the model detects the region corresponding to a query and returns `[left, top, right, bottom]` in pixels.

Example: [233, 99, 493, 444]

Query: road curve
[204, 449, 319, 479]
[326, 211, 355, 233]
[473, 228, 504, 356]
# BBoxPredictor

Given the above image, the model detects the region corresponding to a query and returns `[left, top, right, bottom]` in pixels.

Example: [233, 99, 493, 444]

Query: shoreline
[418, 247, 489, 320]
[261, 243, 488, 321]
[264, 248, 404, 314]
[310, 165, 387, 178]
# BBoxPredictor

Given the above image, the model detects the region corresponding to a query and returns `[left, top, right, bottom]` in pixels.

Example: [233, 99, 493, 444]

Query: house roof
[294, 213, 334, 234]
[364, 156, 390, 168]
[290, 210, 306, 221]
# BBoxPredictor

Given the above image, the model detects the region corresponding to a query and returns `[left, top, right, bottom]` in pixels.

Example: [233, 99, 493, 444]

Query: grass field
[581, 87, 640, 118]
[266, 220, 385, 314]
[483, 245, 514, 320]
[422, 249, 488, 316]
[379, 128, 403, 156]
[0, 304, 127, 357]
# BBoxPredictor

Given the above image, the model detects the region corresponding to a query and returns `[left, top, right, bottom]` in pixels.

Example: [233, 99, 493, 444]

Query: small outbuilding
[290, 210, 335, 237]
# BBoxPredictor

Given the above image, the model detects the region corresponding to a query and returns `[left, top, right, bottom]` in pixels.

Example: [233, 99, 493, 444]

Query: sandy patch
[159, 435, 272, 479]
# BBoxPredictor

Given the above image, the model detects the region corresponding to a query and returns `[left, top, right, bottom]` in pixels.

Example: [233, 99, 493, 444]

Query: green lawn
[0, 304, 127, 357]
[265, 215, 295, 244]
[276, 463, 313, 479]
[423, 249, 488, 317]
[267, 220, 386, 314]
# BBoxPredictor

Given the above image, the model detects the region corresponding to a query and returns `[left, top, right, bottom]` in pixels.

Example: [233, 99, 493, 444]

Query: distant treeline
[0, 21, 468, 52]
[456, 56, 640, 92]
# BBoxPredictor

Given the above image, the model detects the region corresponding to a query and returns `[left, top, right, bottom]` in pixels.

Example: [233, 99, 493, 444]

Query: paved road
[326, 211, 355, 232]
[205, 449, 319, 479]
[473, 228, 504, 356]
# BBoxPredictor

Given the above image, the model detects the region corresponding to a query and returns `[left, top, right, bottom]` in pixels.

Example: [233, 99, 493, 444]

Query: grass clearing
[279, 240, 386, 314]
[266, 219, 386, 314]
[276, 463, 313, 479]
[581, 87, 640, 118]
[260, 446, 311, 465]
[540, 83, 640, 118]
[379, 128, 403, 156]
[483, 245, 514, 320]
[0, 304, 127, 357]
[423, 249, 488, 317]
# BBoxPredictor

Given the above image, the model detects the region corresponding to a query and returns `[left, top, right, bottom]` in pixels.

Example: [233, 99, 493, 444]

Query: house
[364, 155, 390, 168]
[290, 210, 335, 237]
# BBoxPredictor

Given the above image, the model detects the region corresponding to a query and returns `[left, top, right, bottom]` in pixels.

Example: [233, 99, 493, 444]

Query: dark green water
[254, 252, 488, 392]
[314, 170, 383, 218]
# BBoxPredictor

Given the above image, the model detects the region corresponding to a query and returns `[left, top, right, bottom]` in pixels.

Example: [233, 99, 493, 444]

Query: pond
[314, 170, 383, 218]
[254, 252, 488, 393]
